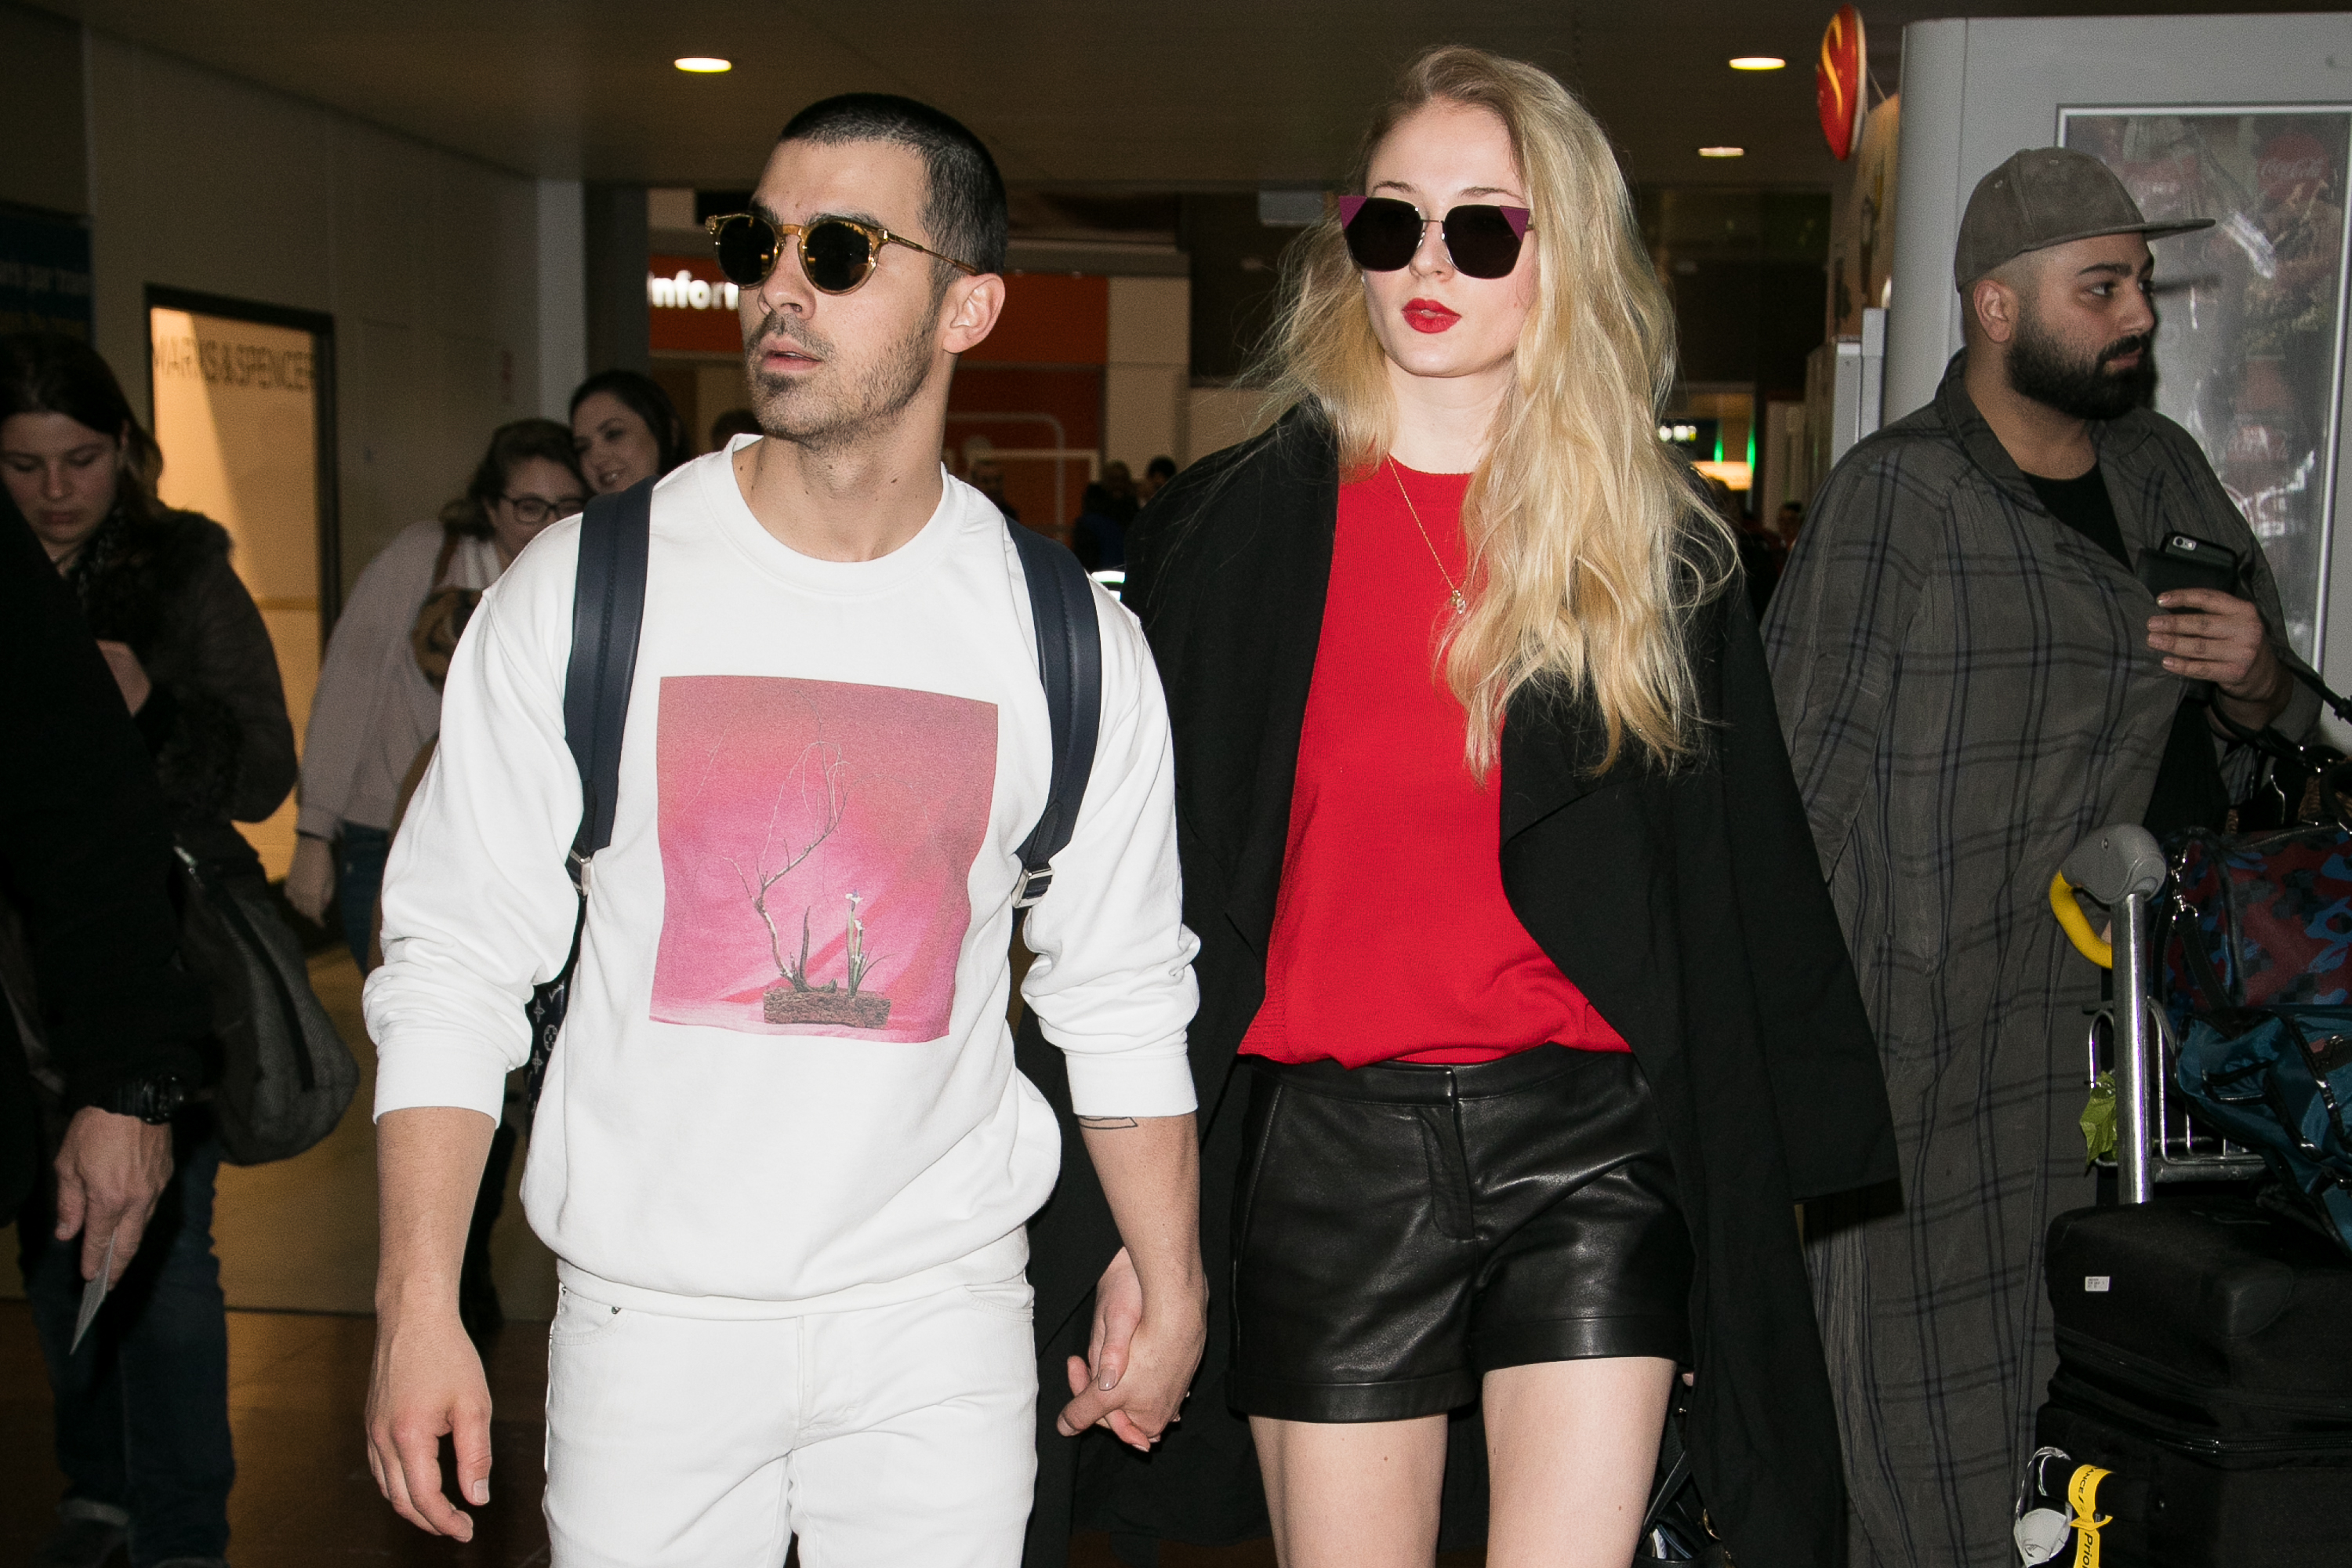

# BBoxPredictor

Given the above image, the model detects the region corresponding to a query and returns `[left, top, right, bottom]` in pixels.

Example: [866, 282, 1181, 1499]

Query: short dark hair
[1145, 456, 1178, 481]
[569, 368, 689, 475]
[779, 93, 1008, 277]
[441, 419, 586, 539]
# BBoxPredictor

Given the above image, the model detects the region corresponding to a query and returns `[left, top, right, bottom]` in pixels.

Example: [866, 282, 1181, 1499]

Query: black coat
[1024, 412, 1897, 1567]
[2, 503, 212, 1218]
[64, 508, 297, 868]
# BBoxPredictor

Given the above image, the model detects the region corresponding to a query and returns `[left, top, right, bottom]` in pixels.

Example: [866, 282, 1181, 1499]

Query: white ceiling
[27, 0, 2339, 192]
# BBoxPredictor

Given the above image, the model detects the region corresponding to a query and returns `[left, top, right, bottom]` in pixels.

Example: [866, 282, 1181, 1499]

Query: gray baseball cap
[1954, 147, 2212, 290]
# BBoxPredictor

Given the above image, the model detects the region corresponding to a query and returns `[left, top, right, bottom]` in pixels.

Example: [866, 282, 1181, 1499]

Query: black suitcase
[2034, 1198, 2352, 1566]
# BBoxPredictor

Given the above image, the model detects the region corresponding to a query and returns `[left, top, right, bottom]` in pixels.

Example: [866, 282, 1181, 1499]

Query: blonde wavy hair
[1258, 45, 1730, 775]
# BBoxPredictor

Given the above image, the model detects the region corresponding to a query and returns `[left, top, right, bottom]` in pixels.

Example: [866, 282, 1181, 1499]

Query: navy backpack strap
[561, 477, 654, 876]
[1005, 521, 1102, 909]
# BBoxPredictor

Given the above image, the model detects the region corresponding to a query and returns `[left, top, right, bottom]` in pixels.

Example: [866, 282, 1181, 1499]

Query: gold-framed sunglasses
[705, 212, 978, 296]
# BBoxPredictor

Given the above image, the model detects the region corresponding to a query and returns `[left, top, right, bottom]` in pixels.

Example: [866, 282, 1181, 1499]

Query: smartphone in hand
[2139, 533, 2240, 604]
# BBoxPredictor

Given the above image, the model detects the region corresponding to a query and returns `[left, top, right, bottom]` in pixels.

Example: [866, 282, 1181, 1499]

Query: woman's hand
[1069, 1247, 1145, 1415]
[1060, 1244, 1203, 1451]
[94, 640, 151, 714]
[288, 833, 339, 924]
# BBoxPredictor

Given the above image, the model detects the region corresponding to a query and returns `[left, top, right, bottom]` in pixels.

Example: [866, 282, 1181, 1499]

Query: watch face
[114, 1073, 187, 1123]
[146, 1076, 187, 1122]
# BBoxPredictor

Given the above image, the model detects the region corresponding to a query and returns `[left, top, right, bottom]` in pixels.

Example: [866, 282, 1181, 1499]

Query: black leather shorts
[1228, 1044, 1692, 1423]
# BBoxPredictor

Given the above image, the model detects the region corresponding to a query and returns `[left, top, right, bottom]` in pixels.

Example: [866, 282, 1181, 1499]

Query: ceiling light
[1729, 56, 1786, 71]
[673, 56, 732, 73]
[1698, 146, 1746, 158]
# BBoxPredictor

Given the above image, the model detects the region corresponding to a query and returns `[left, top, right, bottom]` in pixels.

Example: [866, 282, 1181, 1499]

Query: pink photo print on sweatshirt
[649, 674, 998, 1041]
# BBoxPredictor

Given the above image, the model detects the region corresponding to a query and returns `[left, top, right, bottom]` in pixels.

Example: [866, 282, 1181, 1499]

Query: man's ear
[941, 273, 1006, 355]
[1971, 275, 2020, 347]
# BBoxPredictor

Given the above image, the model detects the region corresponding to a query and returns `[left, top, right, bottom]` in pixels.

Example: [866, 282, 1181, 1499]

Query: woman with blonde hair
[1023, 46, 1894, 1568]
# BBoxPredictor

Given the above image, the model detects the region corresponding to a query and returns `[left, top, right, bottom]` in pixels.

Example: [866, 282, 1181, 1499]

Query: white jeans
[543, 1274, 1037, 1567]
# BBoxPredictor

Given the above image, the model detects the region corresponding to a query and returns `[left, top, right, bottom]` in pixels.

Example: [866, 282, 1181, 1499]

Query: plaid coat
[1762, 354, 2317, 1567]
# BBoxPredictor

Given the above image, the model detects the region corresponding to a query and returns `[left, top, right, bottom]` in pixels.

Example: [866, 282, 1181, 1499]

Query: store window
[146, 288, 338, 879]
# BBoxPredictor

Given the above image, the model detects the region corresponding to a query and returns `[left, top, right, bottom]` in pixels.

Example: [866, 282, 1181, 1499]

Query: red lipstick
[1403, 297, 1460, 333]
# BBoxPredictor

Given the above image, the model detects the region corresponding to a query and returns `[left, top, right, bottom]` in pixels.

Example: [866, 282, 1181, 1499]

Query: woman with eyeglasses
[1044, 48, 1894, 1568]
[569, 368, 689, 494]
[288, 419, 587, 971]
[292, 419, 584, 1341]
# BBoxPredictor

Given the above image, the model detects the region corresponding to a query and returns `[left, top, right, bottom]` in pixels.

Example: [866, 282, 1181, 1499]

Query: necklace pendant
[1447, 589, 1468, 617]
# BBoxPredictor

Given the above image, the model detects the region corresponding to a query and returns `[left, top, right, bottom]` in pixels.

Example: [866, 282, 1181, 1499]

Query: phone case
[2139, 536, 2238, 601]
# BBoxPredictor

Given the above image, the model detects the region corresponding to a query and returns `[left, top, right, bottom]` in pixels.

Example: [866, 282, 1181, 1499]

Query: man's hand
[287, 833, 337, 924]
[93, 640, 151, 715]
[1055, 1113, 1207, 1452]
[2148, 590, 2292, 727]
[369, 1105, 497, 1539]
[365, 1301, 492, 1541]
[1058, 1244, 1207, 1451]
[53, 1106, 172, 1285]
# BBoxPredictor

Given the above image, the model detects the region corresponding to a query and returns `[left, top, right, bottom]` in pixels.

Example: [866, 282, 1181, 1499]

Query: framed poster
[146, 287, 339, 878]
[2062, 107, 2352, 659]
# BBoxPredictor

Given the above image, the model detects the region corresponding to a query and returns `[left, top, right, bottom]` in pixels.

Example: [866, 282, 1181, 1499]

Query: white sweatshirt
[366, 452, 1199, 1316]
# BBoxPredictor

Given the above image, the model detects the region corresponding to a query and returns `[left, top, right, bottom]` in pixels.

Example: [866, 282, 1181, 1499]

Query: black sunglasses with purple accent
[1339, 196, 1533, 280]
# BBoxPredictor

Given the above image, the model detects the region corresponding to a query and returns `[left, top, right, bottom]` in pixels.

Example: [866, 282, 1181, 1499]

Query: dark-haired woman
[2, 329, 297, 1568]
[569, 368, 688, 494]
[286, 419, 587, 967]
[1029, 49, 1895, 1568]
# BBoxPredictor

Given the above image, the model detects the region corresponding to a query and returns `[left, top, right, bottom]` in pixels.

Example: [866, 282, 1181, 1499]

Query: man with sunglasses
[1766, 147, 2313, 1566]
[364, 94, 1206, 1568]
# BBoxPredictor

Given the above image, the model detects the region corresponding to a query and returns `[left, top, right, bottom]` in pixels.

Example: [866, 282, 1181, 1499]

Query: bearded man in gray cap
[1763, 147, 2317, 1566]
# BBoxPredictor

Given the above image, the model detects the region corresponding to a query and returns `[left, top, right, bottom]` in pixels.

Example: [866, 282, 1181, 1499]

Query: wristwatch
[100, 1070, 191, 1125]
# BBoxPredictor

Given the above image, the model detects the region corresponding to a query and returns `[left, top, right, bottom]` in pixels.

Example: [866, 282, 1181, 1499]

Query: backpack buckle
[1013, 866, 1053, 909]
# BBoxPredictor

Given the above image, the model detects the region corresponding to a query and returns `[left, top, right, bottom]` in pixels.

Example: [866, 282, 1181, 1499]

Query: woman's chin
[1381, 336, 1513, 384]
[32, 515, 103, 552]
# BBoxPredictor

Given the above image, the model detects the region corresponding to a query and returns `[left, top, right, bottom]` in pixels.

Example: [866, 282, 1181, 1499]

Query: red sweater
[1238, 463, 1628, 1069]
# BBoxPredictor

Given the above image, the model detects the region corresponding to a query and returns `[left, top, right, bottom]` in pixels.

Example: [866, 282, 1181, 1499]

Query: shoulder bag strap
[1005, 521, 1102, 909]
[561, 479, 654, 878]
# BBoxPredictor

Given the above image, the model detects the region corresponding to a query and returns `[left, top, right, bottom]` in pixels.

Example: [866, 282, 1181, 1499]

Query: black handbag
[1635, 1381, 1730, 1566]
[174, 848, 359, 1165]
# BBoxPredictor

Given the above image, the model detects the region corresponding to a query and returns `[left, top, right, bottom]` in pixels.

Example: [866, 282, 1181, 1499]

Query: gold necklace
[1388, 457, 1468, 618]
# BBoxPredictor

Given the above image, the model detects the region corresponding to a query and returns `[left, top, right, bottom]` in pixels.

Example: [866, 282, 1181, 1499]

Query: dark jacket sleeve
[1, 513, 212, 1112]
[1717, 585, 1898, 1200]
[164, 549, 297, 826]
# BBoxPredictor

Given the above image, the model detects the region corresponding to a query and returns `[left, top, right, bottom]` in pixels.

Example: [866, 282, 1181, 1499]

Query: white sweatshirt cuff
[1058, 1036, 1197, 1120]
[372, 1040, 514, 1124]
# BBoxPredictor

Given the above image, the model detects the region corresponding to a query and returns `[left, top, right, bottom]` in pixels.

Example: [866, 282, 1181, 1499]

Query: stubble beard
[2006, 302, 2158, 422]
[744, 303, 938, 457]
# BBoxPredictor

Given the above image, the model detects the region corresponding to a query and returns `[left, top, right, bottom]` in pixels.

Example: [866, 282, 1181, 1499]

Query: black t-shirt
[2024, 466, 2229, 836]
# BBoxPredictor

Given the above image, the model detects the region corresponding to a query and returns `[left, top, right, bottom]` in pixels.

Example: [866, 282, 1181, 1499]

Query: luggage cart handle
[2057, 825, 2167, 906]
[2050, 872, 2114, 969]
